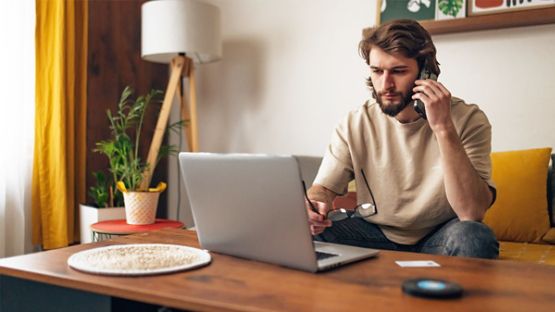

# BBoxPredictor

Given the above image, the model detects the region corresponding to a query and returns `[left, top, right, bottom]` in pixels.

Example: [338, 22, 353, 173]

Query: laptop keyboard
[316, 251, 339, 261]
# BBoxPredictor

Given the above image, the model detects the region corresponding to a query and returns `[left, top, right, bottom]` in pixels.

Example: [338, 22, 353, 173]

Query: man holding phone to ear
[306, 19, 499, 259]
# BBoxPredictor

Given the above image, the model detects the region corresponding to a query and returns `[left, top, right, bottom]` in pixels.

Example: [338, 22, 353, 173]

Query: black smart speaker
[402, 278, 463, 299]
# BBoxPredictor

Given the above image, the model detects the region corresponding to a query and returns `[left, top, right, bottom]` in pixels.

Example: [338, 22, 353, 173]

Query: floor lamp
[140, 0, 221, 189]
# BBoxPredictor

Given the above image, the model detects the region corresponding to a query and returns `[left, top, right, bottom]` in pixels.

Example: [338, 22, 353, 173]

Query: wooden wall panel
[87, 0, 169, 216]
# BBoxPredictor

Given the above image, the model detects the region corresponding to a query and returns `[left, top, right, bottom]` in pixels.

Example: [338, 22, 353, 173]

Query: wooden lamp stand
[140, 54, 198, 190]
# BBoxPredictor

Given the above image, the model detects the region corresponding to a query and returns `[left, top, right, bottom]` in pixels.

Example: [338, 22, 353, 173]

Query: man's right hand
[305, 199, 333, 235]
[306, 184, 337, 235]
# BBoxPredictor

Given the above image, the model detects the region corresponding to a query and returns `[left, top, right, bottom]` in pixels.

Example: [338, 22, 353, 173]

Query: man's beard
[372, 87, 414, 117]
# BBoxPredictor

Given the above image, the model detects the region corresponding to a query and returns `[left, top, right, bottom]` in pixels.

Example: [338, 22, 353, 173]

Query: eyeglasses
[303, 169, 378, 222]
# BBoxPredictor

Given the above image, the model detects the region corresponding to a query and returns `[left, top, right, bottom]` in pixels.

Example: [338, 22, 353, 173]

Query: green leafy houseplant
[89, 86, 183, 208]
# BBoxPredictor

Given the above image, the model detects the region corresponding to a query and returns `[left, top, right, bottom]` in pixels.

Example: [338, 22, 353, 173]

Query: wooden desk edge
[0, 265, 246, 312]
[0, 230, 249, 312]
[2, 228, 555, 312]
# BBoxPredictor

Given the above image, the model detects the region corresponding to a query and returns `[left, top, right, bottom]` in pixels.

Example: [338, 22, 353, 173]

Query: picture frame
[377, 0, 436, 25]
[468, 0, 555, 16]
[372, 0, 555, 35]
[436, 0, 467, 20]
[377, 0, 467, 25]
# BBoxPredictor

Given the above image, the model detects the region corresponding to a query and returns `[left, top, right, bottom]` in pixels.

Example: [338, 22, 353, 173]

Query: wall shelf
[420, 6, 555, 35]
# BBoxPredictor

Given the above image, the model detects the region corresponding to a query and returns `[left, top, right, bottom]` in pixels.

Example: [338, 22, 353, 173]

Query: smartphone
[413, 61, 438, 120]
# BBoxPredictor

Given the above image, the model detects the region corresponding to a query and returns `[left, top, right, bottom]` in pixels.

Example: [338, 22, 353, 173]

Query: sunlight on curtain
[0, 1, 36, 257]
[33, 0, 87, 249]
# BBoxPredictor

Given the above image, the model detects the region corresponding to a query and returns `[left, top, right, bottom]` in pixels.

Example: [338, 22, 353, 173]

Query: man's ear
[366, 76, 374, 89]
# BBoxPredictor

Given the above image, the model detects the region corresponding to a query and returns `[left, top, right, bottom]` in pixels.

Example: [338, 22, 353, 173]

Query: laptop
[179, 152, 379, 272]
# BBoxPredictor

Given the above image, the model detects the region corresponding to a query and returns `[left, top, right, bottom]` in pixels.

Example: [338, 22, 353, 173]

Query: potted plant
[80, 86, 182, 242]
[79, 171, 127, 243]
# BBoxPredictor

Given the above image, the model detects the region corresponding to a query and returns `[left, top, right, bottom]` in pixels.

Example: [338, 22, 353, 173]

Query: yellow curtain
[33, 0, 88, 249]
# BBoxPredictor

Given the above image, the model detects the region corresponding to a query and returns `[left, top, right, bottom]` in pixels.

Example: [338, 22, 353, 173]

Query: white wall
[169, 0, 555, 226]
[433, 24, 555, 151]
[197, 0, 375, 155]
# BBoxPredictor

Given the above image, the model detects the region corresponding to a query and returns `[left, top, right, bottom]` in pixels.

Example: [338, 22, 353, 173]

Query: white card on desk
[395, 260, 440, 267]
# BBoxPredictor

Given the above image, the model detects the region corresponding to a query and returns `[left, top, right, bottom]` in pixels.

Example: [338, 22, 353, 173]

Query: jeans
[316, 217, 499, 259]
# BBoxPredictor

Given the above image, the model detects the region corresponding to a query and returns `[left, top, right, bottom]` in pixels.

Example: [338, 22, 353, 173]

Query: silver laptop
[179, 152, 379, 272]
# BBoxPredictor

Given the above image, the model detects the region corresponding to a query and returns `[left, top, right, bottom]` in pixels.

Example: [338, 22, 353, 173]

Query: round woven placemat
[68, 244, 211, 276]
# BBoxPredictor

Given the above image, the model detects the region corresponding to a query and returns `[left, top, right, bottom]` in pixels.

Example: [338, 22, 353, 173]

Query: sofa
[296, 148, 555, 265]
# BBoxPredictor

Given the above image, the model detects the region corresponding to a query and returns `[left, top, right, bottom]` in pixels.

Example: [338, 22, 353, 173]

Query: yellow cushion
[347, 180, 357, 192]
[484, 148, 552, 243]
[499, 241, 555, 266]
[542, 227, 555, 244]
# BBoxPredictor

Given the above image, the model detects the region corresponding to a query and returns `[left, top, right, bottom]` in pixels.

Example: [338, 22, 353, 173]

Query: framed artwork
[374, 0, 555, 35]
[378, 0, 436, 24]
[468, 0, 555, 16]
[436, 0, 467, 20]
[377, 0, 466, 25]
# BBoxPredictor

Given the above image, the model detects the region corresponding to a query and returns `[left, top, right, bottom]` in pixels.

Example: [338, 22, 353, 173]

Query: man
[306, 19, 498, 259]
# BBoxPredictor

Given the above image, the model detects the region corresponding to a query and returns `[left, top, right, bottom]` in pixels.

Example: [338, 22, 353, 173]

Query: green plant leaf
[438, 0, 463, 17]
[89, 171, 109, 207]
[88, 85, 177, 202]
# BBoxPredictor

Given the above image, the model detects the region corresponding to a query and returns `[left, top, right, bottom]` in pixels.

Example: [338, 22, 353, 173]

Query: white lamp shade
[141, 0, 222, 64]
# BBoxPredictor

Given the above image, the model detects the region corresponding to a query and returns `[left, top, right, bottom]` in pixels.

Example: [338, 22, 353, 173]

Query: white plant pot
[123, 191, 160, 225]
[79, 204, 125, 243]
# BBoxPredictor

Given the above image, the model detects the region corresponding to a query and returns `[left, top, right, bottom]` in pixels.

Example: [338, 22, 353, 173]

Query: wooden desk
[1, 228, 554, 312]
